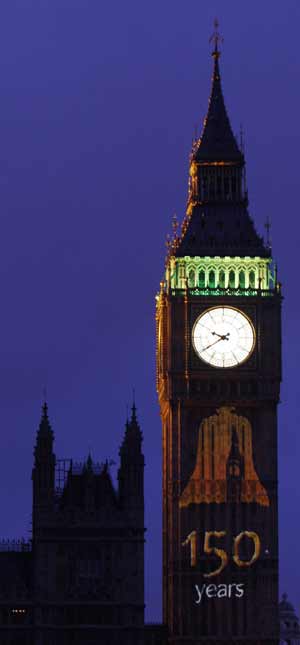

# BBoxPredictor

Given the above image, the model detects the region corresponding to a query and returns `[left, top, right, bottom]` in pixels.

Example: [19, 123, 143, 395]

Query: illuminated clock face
[192, 306, 255, 368]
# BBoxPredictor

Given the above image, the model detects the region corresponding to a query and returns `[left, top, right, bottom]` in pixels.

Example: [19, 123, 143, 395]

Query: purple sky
[0, 0, 299, 621]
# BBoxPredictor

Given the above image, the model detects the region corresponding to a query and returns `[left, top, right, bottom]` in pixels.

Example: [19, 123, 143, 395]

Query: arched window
[188, 270, 195, 288]
[202, 176, 207, 201]
[217, 176, 222, 200]
[239, 271, 245, 289]
[219, 270, 225, 288]
[249, 270, 255, 289]
[231, 176, 237, 197]
[208, 270, 215, 289]
[198, 270, 205, 288]
[224, 177, 230, 200]
[229, 270, 235, 289]
[208, 173, 215, 200]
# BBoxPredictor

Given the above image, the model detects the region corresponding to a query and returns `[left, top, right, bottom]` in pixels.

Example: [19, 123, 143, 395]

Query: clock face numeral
[192, 306, 255, 368]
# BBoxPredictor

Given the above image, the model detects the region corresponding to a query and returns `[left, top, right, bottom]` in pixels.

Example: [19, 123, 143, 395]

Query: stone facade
[0, 403, 166, 644]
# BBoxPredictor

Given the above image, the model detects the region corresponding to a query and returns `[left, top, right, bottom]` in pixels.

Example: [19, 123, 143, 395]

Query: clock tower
[156, 31, 281, 645]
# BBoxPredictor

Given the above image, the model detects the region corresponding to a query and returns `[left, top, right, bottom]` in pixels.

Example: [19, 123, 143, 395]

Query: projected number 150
[182, 530, 261, 578]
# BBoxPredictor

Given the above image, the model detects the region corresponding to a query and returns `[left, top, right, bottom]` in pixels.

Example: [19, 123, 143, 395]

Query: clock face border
[191, 305, 256, 370]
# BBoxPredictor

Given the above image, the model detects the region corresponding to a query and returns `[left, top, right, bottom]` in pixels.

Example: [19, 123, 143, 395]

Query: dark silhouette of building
[0, 402, 167, 644]
[156, 21, 281, 644]
[279, 594, 300, 644]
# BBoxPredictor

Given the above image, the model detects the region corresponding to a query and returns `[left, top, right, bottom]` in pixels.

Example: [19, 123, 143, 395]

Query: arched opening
[198, 270, 205, 288]
[249, 270, 256, 289]
[188, 270, 195, 288]
[229, 270, 235, 289]
[239, 271, 245, 289]
[219, 270, 225, 288]
[208, 270, 215, 289]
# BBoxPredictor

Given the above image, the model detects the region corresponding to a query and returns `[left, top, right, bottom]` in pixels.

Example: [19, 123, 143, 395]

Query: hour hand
[212, 331, 230, 341]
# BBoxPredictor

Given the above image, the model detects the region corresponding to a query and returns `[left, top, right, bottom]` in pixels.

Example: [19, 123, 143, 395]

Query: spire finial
[86, 452, 93, 471]
[42, 386, 48, 416]
[37, 393, 53, 437]
[209, 18, 223, 58]
[132, 388, 137, 421]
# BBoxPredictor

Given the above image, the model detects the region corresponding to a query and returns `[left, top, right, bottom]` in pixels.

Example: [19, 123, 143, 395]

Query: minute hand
[201, 337, 224, 353]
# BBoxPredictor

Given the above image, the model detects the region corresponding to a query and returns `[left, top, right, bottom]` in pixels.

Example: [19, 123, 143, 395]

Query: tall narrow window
[188, 270, 195, 288]
[199, 270, 205, 288]
[208, 270, 215, 289]
[239, 271, 245, 289]
[224, 177, 230, 200]
[208, 172, 215, 200]
[232, 176, 237, 197]
[219, 270, 225, 288]
[229, 270, 235, 289]
[202, 175, 207, 201]
[249, 270, 255, 289]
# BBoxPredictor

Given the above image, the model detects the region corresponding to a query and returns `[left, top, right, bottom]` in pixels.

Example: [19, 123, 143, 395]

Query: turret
[118, 404, 144, 523]
[32, 402, 56, 534]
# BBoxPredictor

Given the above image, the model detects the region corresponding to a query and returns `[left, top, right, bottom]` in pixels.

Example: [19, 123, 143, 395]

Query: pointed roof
[119, 401, 143, 458]
[174, 202, 268, 257]
[34, 401, 54, 461]
[194, 51, 243, 163]
[86, 453, 93, 473]
[126, 403, 142, 441]
[172, 36, 270, 259]
[37, 401, 53, 437]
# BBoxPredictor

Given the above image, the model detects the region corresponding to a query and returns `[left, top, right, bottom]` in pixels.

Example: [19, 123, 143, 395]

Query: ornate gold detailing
[233, 531, 261, 568]
[179, 406, 269, 507]
[203, 531, 228, 578]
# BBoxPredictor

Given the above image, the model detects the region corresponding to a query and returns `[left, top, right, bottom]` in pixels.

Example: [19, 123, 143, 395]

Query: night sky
[0, 0, 299, 621]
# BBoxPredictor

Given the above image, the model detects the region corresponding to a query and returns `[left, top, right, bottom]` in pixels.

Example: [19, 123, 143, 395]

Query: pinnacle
[38, 400, 53, 436]
[194, 53, 243, 163]
[86, 453, 93, 471]
[131, 402, 137, 424]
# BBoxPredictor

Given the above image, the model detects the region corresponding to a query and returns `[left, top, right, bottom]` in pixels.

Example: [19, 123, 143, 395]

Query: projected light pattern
[192, 306, 255, 368]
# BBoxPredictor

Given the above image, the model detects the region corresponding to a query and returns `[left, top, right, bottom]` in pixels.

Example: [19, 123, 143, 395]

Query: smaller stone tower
[118, 403, 145, 526]
[32, 402, 56, 535]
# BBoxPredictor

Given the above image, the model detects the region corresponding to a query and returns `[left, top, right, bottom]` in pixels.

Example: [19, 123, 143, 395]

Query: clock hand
[201, 332, 230, 353]
[201, 337, 224, 353]
[212, 331, 230, 341]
